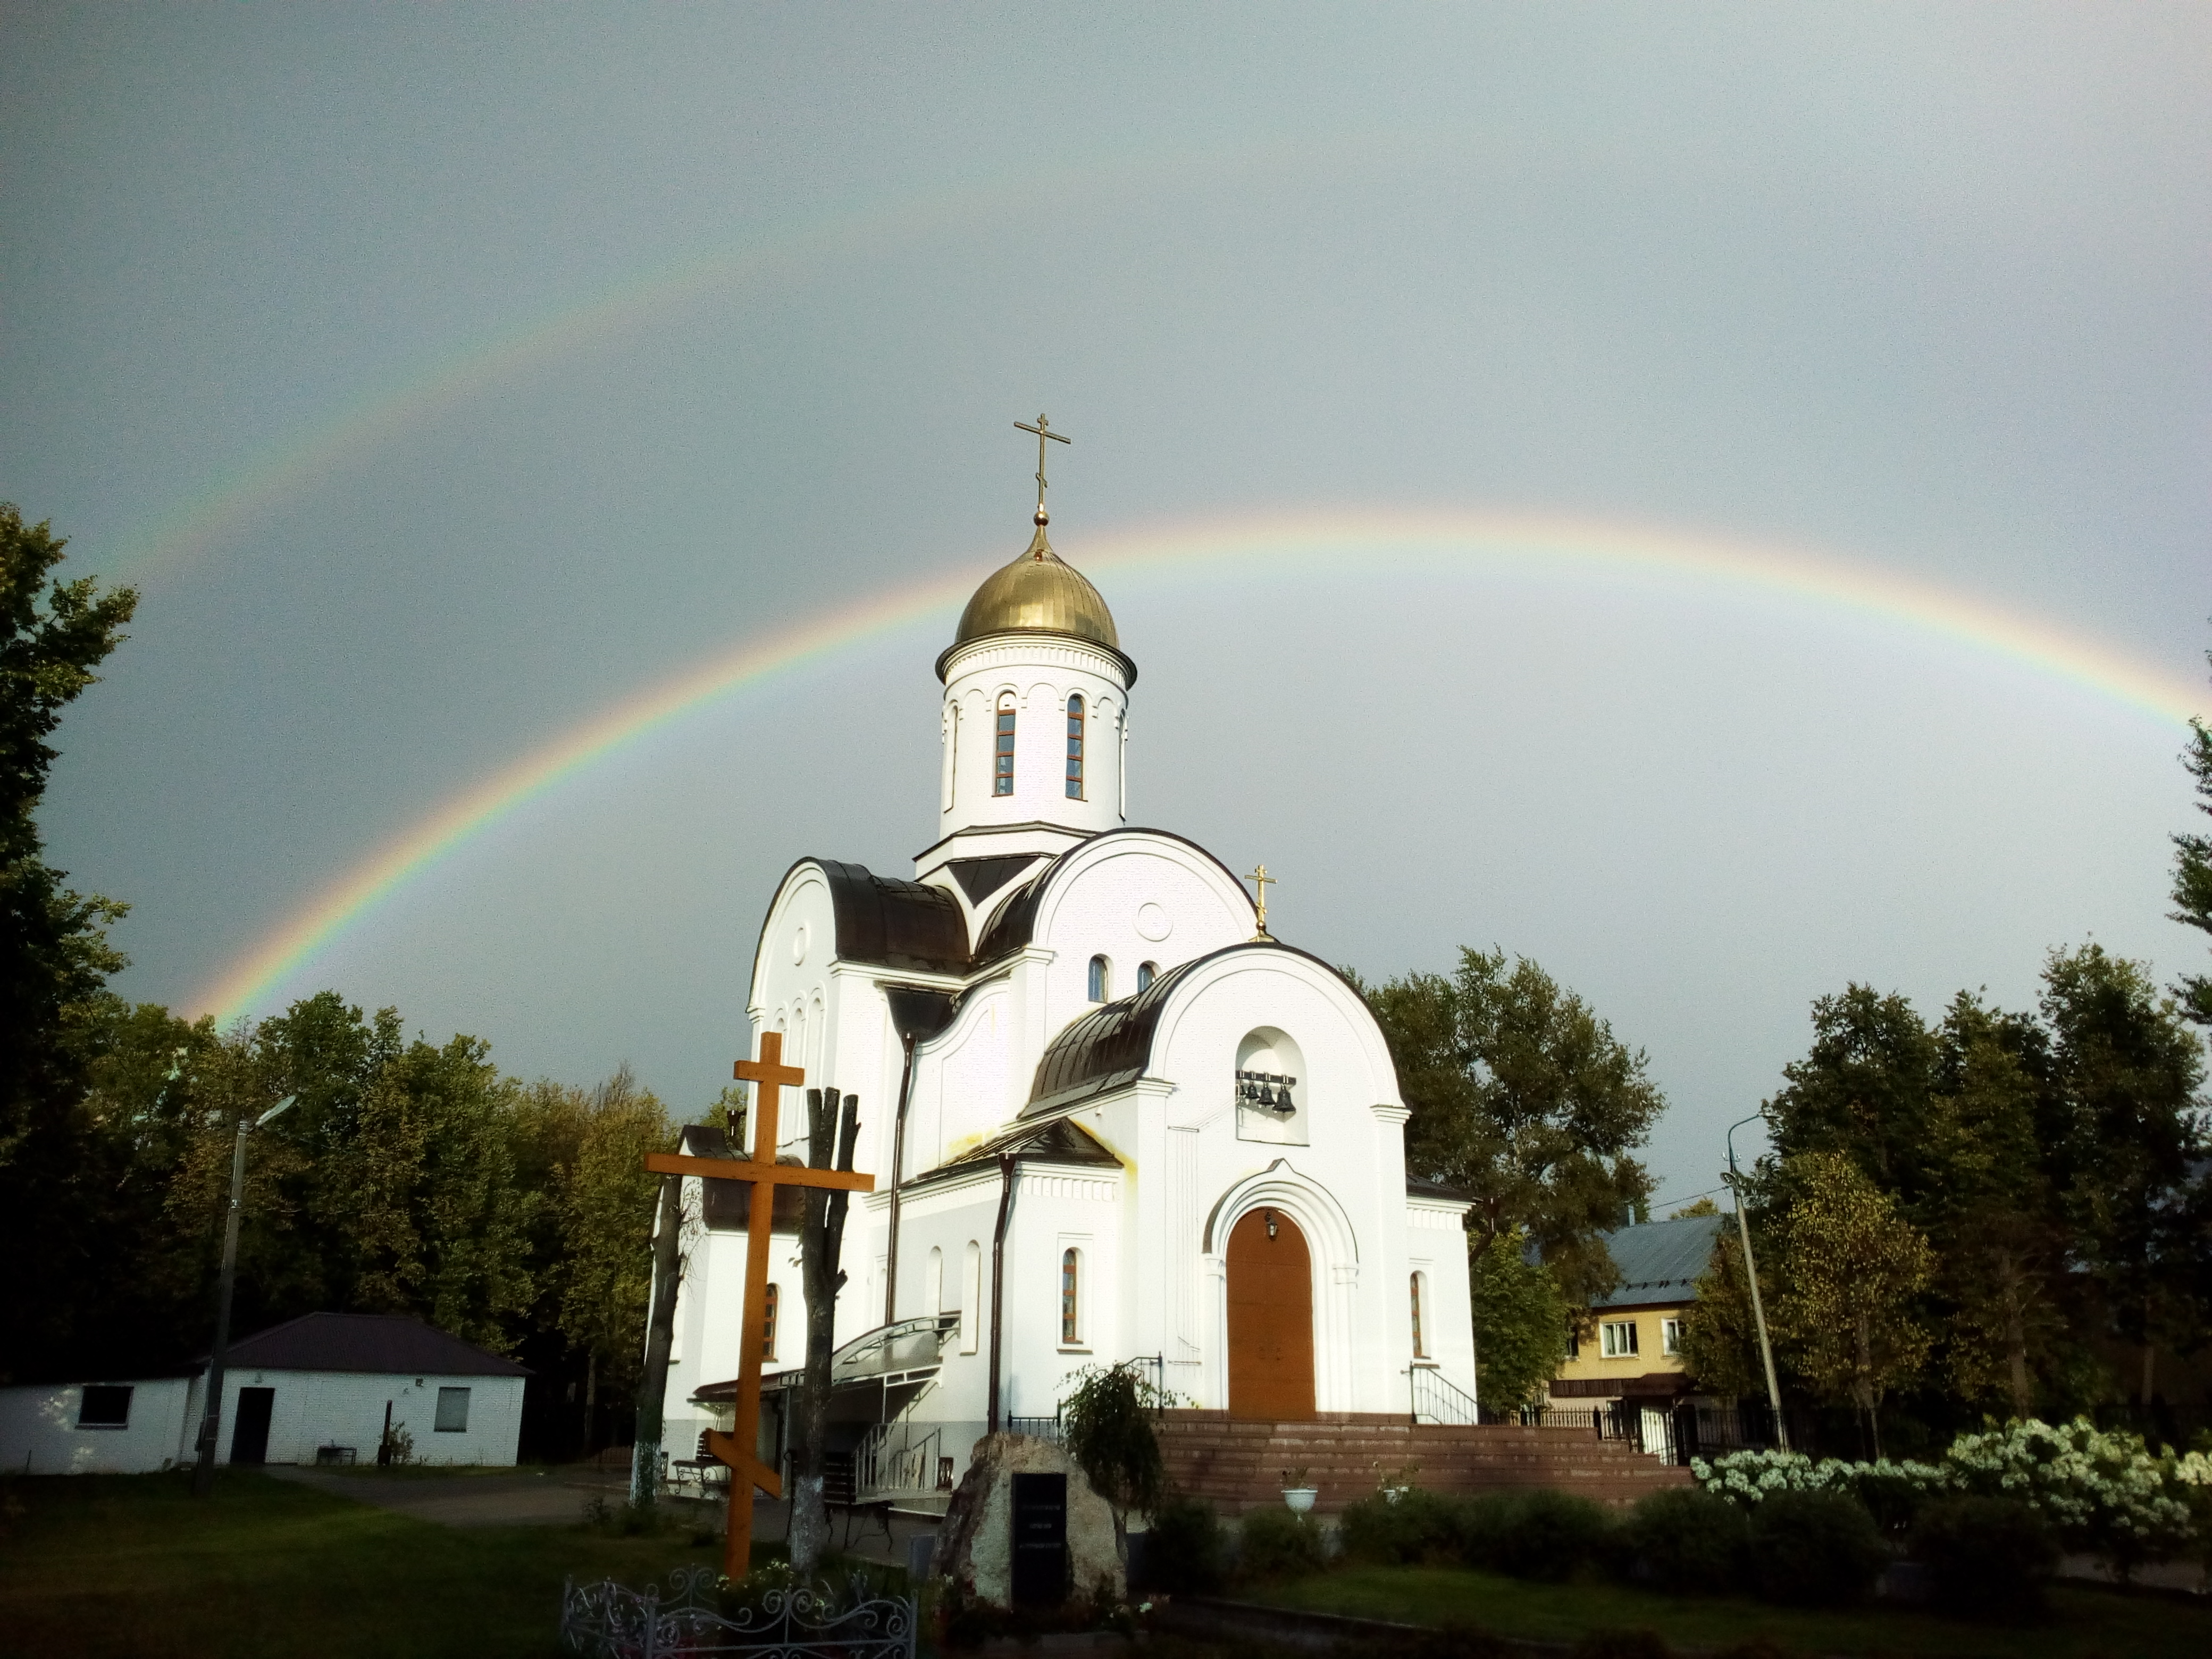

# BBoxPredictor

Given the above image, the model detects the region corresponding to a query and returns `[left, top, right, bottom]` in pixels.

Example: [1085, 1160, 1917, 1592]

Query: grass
[315, 1461, 564, 1480]
[0, 1468, 727, 1659]
[1250, 1562, 2212, 1658]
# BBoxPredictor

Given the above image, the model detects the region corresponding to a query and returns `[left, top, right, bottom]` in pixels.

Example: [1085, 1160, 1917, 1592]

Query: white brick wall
[178, 1368, 525, 1467]
[0, 1378, 196, 1474]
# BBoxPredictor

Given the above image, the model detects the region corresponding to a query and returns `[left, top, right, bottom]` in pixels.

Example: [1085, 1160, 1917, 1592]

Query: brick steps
[1157, 1410, 1689, 1513]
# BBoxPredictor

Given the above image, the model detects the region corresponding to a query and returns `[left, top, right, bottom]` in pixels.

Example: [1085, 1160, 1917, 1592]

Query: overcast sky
[5, 3, 2208, 1204]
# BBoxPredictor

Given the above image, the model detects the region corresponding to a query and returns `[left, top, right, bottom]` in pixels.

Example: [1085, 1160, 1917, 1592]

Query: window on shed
[1065, 694, 1085, 798]
[1087, 955, 1109, 1002]
[994, 696, 1016, 795]
[78, 1385, 132, 1428]
[1060, 1248, 1082, 1344]
[434, 1387, 471, 1432]
[1601, 1320, 1639, 1359]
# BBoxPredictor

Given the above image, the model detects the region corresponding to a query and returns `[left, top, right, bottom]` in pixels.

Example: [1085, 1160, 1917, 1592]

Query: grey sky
[5, 3, 2207, 1202]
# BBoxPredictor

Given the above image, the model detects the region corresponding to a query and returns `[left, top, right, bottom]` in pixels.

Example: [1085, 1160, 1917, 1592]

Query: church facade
[658, 491, 1476, 1491]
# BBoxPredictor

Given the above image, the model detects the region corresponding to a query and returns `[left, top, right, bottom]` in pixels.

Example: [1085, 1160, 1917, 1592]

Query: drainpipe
[987, 1153, 1018, 1433]
[883, 1030, 918, 1328]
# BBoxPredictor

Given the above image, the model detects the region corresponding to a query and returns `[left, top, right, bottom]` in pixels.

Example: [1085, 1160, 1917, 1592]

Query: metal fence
[559, 1568, 916, 1659]
[1006, 1414, 1061, 1443]
[1408, 1366, 1482, 1425]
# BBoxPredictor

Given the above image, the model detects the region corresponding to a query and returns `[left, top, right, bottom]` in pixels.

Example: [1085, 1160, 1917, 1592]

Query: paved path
[266, 1464, 635, 1527]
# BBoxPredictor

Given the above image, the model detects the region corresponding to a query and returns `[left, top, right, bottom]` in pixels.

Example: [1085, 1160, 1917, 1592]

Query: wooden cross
[1015, 413, 1071, 520]
[643, 1030, 874, 1580]
[1247, 863, 1275, 940]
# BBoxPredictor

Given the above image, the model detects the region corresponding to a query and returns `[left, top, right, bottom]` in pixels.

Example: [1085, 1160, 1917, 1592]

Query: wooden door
[1226, 1207, 1316, 1420]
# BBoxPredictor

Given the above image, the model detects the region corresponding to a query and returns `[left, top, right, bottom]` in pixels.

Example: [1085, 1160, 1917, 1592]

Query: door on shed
[230, 1387, 275, 1464]
[1226, 1208, 1316, 1420]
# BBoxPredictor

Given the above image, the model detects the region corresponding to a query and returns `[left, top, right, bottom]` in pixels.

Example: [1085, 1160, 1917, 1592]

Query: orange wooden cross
[644, 1030, 875, 1580]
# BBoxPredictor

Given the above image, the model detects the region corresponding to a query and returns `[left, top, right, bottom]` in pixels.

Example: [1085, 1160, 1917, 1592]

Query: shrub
[1911, 1495, 2058, 1621]
[1569, 1631, 1672, 1659]
[1142, 1495, 1226, 1593]
[1479, 1488, 1613, 1582]
[1621, 1487, 1748, 1596]
[1236, 1504, 1326, 1580]
[1454, 1489, 1520, 1570]
[1340, 1487, 1462, 1565]
[1747, 1490, 1887, 1607]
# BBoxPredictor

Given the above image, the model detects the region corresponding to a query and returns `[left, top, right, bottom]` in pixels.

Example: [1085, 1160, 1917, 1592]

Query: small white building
[1, 1312, 530, 1473]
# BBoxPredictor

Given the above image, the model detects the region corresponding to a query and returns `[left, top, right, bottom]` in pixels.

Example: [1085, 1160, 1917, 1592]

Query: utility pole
[1725, 1114, 1789, 1453]
[191, 1096, 294, 1496]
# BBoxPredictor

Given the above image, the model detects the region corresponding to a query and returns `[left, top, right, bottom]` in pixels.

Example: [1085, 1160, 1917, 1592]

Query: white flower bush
[1691, 1419, 2204, 1564]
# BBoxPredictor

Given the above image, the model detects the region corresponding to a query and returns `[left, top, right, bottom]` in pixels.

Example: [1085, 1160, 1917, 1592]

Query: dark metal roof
[973, 867, 1052, 966]
[1025, 957, 1200, 1110]
[1587, 1215, 1728, 1310]
[947, 854, 1043, 907]
[680, 1125, 806, 1231]
[1406, 1175, 1476, 1203]
[816, 860, 969, 974]
[204, 1313, 529, 1378]
[908, 1116, 1123, 1190]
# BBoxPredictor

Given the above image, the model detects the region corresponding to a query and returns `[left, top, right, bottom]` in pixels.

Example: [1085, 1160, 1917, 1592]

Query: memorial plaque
[1010, 1471, 1068, 1607]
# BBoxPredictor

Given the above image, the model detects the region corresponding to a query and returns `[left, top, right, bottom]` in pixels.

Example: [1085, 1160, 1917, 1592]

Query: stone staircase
[1157, 1410, 1691, 1513]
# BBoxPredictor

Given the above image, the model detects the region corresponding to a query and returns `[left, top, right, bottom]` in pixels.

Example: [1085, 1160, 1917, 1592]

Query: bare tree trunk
[585, 1351, 598, 1457]
[1997, 1249, 2032, 1420]
[789, 1088, 859, 1575]
[631, 1173, 684, 1504]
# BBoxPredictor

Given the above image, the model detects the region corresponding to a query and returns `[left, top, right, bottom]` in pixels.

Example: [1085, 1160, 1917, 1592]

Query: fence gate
[559, 1568, 916, 1659]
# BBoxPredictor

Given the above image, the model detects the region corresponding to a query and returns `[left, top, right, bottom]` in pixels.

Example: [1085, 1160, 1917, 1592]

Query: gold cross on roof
[1248, 864, 1275, 941]
[1015, 413, 1071, 524]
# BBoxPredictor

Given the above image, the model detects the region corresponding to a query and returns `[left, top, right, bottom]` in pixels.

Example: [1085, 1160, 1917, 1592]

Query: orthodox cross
[643, 1030, 874, 1580]
[1014, 413, 1071, 522]
[1247, 864, 1275, 941]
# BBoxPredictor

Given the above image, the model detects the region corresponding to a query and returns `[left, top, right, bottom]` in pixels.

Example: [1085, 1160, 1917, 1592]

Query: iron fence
[1006, 1414, 1061, 1443]
[559, 1568, 916, 1659]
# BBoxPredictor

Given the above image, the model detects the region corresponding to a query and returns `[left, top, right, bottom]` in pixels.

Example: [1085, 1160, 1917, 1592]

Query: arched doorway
[1226, 1206, 1316, 1420]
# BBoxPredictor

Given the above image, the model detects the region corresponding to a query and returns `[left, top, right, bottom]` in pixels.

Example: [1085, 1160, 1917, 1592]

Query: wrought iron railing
[854, 1421, 943, 1498]
[559, 1568, 916, 1659]
[1006, 1414, 1062, 1443]
[1406, 1365, 1482, 1425]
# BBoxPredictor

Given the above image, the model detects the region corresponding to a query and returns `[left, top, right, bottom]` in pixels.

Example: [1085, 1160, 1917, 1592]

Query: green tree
[2172, 645, 2212, 1027]
[2039, 944, 2208, 1402]
[0, 505, 138, 1377]
[1060, 1360, 1169, 1568]
[1363, 947, 1663, 1308]
[1763, 985, 1940, 1200]
[1468, 1228, 1570, 1409]
[1766, 1150, 1937, 1456]
[1675, 1228, 1769, 1402]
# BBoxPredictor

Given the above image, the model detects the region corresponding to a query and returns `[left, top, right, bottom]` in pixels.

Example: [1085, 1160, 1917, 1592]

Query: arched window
[993, 694, 1016, 796]
[1060, 1248, 1081, 1344]
[1087, 956, 1109, 1002]
[926, 1246, 945, 1313]
[762, 1283, 779, 1360]
[1065, 694, 1085, 799]
[1136, 961, 1157, 993]
[1410, 1272, 1427, 1359]
[961, 1241, 982, 1354]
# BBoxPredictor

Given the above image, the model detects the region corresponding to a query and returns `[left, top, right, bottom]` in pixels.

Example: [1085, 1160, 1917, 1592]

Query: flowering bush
[1691, 1419, 2204, 1568]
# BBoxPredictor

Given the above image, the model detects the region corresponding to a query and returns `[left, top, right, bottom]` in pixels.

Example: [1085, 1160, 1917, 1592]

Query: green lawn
[0, 1469, 724, 1659]
[1252, 1563, 2212, 1658]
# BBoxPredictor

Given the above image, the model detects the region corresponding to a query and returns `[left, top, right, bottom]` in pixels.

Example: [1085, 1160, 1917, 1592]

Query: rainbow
[190, 508, 2206, 1022]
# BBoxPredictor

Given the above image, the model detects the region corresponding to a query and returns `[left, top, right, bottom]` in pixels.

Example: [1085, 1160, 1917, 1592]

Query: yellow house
[1548, 1214, 1723, 1407]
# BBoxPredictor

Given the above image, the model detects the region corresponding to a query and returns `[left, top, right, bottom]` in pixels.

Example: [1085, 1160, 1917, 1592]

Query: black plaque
[1010, 1471, 1068, 1607]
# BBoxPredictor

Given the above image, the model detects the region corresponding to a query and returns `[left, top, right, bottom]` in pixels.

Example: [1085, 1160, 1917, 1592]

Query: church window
[926, 1246, 944, 1313]
[1136, 961, 1156, 993]
[1410, 1273, 1428, 1359]
[434, 1387, 471, 1432]
[961, 1242, 982, 1354]
[1087, 956, 1109, 1002]
[1065, 694, 1085, 798]
[762, 1283, 780, 1359]
[1060, 1248, 1082, 1344]
[994, 696, 1016, 795]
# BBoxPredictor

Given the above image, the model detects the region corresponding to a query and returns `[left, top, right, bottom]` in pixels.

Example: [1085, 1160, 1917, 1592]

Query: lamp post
[191, 1095, 295, 1496]
[1725, 1113, 1789, 1452]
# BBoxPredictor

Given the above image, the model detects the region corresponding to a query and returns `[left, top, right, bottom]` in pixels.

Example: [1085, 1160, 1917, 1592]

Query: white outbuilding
[2, 1312, 529, 1473]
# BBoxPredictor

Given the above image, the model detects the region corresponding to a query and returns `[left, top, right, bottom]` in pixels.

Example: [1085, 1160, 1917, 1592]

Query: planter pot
[1281, 1487, 1318, 1514]
[1381, 1486, 1411, 1505]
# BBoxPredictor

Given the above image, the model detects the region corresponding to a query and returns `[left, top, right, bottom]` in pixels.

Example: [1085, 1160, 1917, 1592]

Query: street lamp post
[1725, 1113, 1789, 1452]
[191, 1095, 294, 1497]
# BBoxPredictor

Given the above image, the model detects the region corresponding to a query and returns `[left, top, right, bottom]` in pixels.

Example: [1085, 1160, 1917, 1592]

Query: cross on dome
[1014, 413, 1071, 528]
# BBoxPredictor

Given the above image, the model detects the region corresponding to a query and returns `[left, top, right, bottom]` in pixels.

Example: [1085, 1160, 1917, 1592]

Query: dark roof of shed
[680, 1125, 806, 1231]
[1588, 1215, 1727, 1310]
[204, 1313, 529, 1377]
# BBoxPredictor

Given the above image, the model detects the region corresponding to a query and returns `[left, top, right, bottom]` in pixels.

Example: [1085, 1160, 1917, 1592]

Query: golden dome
[939, 521, 1134, 682]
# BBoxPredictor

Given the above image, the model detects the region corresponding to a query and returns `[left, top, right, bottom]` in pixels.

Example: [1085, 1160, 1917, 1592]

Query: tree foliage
[1363, 946, 1662, 1308]
[2172, 647, 2212, 1026]
[1468, 1228, 1569, 1409]
[1059, 1360, 1169, 1561]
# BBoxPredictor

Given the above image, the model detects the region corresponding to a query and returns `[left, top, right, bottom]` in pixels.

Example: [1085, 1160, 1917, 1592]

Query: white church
[657, 458, 1477, 1498]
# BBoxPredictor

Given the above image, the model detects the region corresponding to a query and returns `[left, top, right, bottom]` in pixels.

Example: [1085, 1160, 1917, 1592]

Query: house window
[1136, 961, 1156, 993]
[762, 1283, 779, 1359]
[1662, 1317, 1684, 1356]
[961, 1241, 982, 1354]
[78, 1385, 132, 1429]
[1088, 956, 1109, 1002]
[1410, 1273, 1428, 1359]
[434, 1387, 471, 1432]
[1565, 1327, 1580, 1361]
[1060, 1248, 1081, 1344]
[1065, 694, 1085, 798]
[1601, 1320, 1639, 1359]
[994, 697, 1016, 795]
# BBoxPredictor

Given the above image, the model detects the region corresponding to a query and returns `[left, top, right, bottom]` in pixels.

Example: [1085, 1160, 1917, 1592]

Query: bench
[314, 1445, 357, 1466]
